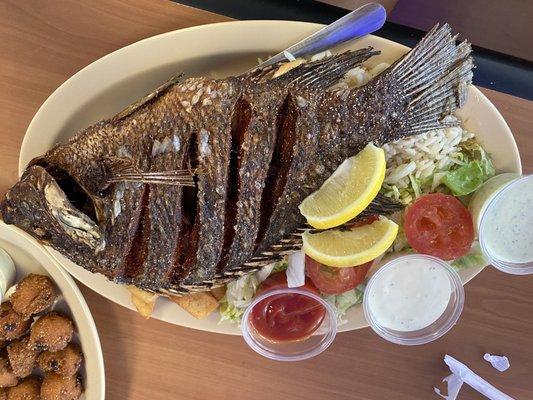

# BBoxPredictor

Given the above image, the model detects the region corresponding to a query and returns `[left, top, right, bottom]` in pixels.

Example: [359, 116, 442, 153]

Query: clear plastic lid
[479, 175, 533, 275]
[363, 254, 464, 345]
[241, 288, 337, 361]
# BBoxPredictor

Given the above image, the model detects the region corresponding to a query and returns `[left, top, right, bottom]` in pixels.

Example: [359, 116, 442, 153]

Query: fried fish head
[0, 166, 101, 272]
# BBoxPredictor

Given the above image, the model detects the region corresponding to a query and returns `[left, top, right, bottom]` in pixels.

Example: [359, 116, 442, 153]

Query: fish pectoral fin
[104, 156, 197, 187]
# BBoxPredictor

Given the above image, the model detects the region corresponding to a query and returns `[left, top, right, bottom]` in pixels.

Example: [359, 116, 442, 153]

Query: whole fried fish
[1, 24, 472, 294]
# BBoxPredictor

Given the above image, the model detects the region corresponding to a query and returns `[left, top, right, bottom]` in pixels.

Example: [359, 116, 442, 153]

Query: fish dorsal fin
[290, 48, 379, 89]
[111, 73, 183, 123]
[277, 48, 379, 88]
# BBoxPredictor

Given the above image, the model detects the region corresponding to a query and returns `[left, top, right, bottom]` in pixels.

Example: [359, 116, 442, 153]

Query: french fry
[210, 285, 226, 301]
[170, 292, 219, 319]
[127, 286, 158, 319]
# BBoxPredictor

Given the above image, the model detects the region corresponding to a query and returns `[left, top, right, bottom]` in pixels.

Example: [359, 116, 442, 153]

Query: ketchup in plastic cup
[249, 289, 326, 342]
[241, 274, 337, 361]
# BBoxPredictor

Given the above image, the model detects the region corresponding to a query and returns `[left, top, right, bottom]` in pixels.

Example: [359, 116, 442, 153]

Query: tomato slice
[404, 193, 474, 260]
[306, 256, 372, 295]
[304, 215, 376, 295]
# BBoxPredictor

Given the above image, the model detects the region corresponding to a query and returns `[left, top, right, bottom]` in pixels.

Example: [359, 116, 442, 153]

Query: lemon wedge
[302, 217, 398, 267]
[299, 143, 385, 229]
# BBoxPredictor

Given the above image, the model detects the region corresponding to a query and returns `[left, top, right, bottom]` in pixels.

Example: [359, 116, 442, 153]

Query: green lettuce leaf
[442, 160, 486, 195]
[442, 140, 495, 196]
[459, 139, 496, 178]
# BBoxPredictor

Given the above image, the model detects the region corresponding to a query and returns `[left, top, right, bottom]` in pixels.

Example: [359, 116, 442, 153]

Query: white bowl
[0, 222, 105, 399]
[17, 21, 521, 335]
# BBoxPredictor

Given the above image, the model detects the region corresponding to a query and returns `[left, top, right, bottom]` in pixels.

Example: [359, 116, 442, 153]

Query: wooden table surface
[1, 1, 532, 399]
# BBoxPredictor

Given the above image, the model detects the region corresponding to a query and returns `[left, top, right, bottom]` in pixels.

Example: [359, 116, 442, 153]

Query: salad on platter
[217, 60, 496, 328]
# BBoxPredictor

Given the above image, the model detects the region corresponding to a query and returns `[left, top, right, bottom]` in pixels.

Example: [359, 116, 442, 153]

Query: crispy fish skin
[175, 78, 242, 286]
[134, 137, 185, 289]
[0, 24, 473, 293]
[223, 50, 379, 273]
[255, 72, 409, 253]
[216, 83, 286, 274]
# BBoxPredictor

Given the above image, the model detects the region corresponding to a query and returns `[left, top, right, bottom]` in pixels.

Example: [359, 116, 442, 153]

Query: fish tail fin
[389, 23, 473, 136]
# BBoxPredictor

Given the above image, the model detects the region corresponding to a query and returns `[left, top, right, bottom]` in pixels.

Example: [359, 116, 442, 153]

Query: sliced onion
[286, 250, 306, 288]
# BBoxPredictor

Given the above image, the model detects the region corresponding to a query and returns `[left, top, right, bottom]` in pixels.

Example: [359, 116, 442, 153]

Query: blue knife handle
[259, 3, 386, 67]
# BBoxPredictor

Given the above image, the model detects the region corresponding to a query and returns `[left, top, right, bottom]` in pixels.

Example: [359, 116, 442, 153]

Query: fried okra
[11, 275, 57, 318]
[0, 303, 31, 342]
[6, 338, 38, 378]
[41, 374, 82, 400]
[29, 313, 73, 352]
[37, 344, 82, 377]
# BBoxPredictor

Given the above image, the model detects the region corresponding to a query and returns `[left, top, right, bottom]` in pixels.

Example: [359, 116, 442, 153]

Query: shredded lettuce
[219, 257, 368, 325]
[271, 261, 288, 273]
[323, 284, 365, 325]
[383, 138, 495, 205]
[409, 173, 422, 199]
[218, 273, 259, 324]
[451, 243, 487, 271]
[218, 260, 286, 324]
[286, 251, 305, 287]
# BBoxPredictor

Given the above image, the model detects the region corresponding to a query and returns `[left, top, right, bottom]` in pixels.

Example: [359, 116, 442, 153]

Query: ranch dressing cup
[0, 248, 16, 303]
[363, 254, 464, 345]
[479, 175, 533, 275]
[469, 173, 520, 231]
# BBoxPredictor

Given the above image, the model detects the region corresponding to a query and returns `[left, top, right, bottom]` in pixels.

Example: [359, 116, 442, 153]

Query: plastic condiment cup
[479, 175, 533, 275]
[468, 173, 520, 231]
[363, 254, 464, 345]
[241, 288, 337, 361]
[0, 248, 16, 303]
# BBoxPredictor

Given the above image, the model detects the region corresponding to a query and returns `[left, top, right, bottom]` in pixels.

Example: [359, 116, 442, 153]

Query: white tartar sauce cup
[479, 175, 533, 275]
[363, 254, 464, 345]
